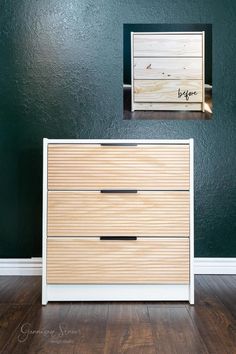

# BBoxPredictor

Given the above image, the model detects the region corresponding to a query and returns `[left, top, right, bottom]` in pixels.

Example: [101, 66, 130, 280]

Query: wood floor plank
[148, 305, 208, 354]
[214, 275, 236, 319]
[187, 276, 236, 354]
[3, 301, 73, 354]
[104, 304, 157, 354]
[0, 276, 236, 354]
[0, 303, 31, 353]
[70, 303, 109, 354]
[0, 276, 40, 304]
[198, 275, 236, 321]
[4, 302, 109, 354]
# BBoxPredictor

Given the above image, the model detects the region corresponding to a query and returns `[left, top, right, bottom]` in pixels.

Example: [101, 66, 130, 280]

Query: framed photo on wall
[123, 24, 212, 120]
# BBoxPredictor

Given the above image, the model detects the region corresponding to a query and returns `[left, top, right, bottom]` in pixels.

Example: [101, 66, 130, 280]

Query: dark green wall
[123, 24, 212, 85]
[0, 0, 235, 258]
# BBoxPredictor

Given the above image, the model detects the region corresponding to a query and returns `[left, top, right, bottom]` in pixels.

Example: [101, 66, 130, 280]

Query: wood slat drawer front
[47, 237, 189, 284]
[134, 80, 202, 103]
[134, 58, 202, 80]
[47, 191, 190, 237]
[133, 34, 202, 57]
[48, 144, 190, 190]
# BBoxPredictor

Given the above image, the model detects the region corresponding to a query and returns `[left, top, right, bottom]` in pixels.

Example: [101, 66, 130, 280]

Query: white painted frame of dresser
[42, 139, 194, 305]
[131, 32, 205, 112]
[131, 32, 134, 112]
[42, 138, 48, 305]
[189, 138, 194, 304]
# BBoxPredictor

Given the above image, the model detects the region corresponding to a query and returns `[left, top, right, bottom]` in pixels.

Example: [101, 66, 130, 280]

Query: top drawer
[48, 144, 189, 190]
[133, 34, 203, 57]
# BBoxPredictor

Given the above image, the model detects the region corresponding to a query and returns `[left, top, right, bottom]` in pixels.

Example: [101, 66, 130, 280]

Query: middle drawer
[134, 58, 202, 80]
[47, 191, 190, 237]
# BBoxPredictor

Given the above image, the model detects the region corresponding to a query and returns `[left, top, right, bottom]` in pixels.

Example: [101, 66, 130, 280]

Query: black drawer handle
[100, 143, 137, 146]
[100, 236, 137, 241]
[100, 190, 137, 193]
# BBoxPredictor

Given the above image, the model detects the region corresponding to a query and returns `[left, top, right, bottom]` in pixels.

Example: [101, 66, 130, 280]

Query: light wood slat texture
[133, 102, 202, 111]
[48, 144, 190, 190]
[47, 237, 189, 284]
[133, 34, 202, 57]
[47, 191, 190, 237]
[134, 58, 202, 80]
[134, 80, 202, 103]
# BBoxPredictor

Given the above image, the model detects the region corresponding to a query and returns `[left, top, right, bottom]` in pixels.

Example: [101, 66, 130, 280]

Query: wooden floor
[0, 276, 235, 354]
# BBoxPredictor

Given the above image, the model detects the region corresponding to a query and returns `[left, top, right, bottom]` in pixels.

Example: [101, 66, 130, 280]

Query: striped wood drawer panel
[133, 34, 202, 57]
[48, 144, 190, 190]
[47, 191, 190, 237]
[47, 237, 190, 284]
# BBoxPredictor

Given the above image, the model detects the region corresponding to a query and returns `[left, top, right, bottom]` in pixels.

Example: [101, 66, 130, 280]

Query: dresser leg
[42, 298, 48, 306]
[189, 291, 195, 305]
[42, 288, 48, 305]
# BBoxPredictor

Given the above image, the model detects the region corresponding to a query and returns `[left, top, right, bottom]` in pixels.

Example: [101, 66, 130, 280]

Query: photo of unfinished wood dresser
[131, 32, 205, 112]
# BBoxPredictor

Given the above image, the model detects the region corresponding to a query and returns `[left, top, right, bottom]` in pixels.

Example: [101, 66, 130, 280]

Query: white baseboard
[194, 258, 236, 274]
[1, 258, 236, 276]
[0, 258, 42, 275]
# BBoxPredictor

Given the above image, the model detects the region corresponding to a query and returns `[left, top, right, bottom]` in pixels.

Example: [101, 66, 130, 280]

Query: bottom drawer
[47, 238, 189, 284]
[134, 79, 202, 102]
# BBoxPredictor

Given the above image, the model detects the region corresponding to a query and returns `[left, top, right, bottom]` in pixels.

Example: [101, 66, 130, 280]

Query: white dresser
[42, 139, 194, 304]
[131, 32, 205, 112]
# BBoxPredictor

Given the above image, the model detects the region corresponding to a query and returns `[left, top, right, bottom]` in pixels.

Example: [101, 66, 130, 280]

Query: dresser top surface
[132, 32, 204, 35]
[44, 139, 193, 145]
